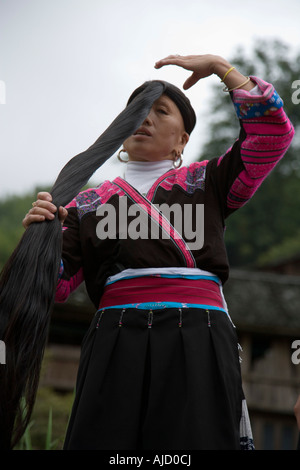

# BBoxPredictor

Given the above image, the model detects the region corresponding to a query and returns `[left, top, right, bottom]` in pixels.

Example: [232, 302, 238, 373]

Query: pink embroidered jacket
[55, 77, 295, 308]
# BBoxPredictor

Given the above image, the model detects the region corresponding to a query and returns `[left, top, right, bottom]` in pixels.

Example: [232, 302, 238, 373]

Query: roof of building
[224, 269, 300, 335]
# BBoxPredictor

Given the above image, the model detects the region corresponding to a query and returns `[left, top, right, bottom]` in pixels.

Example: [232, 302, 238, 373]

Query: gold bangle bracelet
[221, 66, 235, 82]
[223, 77, 251, 93]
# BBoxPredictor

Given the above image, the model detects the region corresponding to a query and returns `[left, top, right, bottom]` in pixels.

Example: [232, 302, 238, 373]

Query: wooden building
[224, 269, 300, 450]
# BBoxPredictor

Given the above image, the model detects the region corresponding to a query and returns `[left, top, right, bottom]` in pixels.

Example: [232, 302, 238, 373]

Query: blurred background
[1, 0, 300, 450]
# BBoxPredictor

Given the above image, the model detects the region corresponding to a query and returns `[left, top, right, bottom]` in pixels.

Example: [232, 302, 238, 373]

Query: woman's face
[123, 94, 189, 162]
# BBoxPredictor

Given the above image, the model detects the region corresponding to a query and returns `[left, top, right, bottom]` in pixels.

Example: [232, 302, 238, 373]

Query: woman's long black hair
[0, 79, 196, 449]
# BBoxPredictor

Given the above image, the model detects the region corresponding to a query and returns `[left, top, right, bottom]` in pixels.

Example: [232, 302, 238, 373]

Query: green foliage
[16, 409, 58, 450]
[199, 38, 300, 268]
[256, 229, 300, 267]
[0, 187, 51, 269]
[14, 387, 73, 450]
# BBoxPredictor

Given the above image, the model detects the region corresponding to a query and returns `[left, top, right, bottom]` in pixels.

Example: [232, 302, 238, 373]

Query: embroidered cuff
[232, 76, 283, 119]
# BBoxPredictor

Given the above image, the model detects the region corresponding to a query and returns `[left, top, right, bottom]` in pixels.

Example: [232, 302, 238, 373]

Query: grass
[17, 409, 57, 450]
[14, 387, 74, 450]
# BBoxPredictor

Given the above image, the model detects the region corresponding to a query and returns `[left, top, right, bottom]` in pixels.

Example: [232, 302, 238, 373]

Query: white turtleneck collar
[123, 160, 174, 195]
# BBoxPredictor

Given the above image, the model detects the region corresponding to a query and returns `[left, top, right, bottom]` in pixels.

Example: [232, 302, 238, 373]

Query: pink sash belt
[99, 276, 224, 309]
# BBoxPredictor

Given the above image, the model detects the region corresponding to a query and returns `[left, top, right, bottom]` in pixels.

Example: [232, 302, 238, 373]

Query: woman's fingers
[23, 192, 68, 228]
[155, 54, 185, 69]
[58, 206, 68, 222]
[22, 212, 46, 229]
[155, 54, 217, 89]
[155, 54, 201, 70]
[23, 203, 56, 229]
[31, 199, 57, 217]
[183, 71, 203, 90]
[36, 191, 53, 202]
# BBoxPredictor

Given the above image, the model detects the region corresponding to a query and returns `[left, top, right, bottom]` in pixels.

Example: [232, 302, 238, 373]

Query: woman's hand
[155, 54, 221, 89]
[155, 54, 255, 92]
[22, 192, 68, 229]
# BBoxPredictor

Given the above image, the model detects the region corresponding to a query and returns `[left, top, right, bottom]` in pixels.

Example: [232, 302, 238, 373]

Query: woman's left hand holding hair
[23, 192, 68, 229]
[155, 54, 255, 92]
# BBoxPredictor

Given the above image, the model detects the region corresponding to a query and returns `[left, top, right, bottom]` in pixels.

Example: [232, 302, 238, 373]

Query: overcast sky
[1, 0, 300, 199]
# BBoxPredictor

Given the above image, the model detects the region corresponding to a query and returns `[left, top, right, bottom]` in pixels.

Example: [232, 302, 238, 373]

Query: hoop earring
[173, 153, 183, 169]
[117, 149, 129, 163]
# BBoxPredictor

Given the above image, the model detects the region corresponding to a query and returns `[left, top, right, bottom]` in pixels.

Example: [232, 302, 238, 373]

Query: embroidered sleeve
[232, 76, 284, 119]
[214, 76, 295, 217]
[55, 199, 84, 303]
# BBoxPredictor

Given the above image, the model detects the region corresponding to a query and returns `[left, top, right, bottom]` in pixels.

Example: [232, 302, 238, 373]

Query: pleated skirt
[63, 306, 253, 450]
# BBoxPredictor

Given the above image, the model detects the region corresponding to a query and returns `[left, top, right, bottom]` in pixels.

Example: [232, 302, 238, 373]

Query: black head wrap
[127, 80, 196, 135]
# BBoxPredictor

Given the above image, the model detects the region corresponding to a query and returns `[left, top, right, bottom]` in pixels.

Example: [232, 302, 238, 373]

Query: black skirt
[63, 306, 247, 450]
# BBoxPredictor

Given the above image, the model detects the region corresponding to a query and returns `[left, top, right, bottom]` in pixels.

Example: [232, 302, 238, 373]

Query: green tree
[199, 39, 300, 268]
[0, 187, 53, 269]
[0, 193, 32, 268]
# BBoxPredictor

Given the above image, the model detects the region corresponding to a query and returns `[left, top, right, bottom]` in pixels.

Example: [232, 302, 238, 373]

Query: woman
[22, 54, 294, 450]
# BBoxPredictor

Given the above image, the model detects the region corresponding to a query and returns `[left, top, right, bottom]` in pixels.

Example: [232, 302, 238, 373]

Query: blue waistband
[98, 301, 228, 315]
